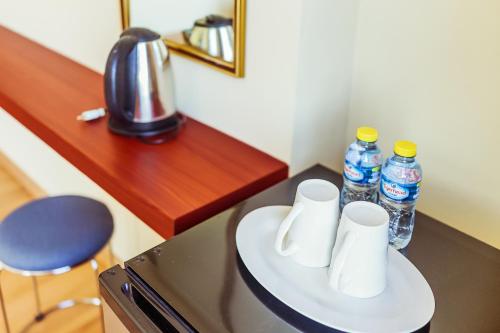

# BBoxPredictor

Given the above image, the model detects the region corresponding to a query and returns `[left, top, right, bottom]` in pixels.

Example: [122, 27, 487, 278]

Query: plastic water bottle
[340, 127, 383, 211]
[379, 140, 422, 249]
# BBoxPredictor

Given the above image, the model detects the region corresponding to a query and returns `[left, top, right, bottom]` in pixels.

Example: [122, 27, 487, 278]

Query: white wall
[171, 0, 303, 162]
[291, 0, 359, 174]
[0, 0, 122, 73]
[348, 0, 500, 248]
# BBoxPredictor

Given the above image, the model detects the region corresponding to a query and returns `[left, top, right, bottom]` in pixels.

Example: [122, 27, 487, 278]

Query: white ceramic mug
[274, 179, 340, 267]
[328, 201, 390, 298]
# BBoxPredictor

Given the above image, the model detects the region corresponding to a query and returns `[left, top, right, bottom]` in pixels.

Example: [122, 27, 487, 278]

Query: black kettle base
[108, 114, 182, 143]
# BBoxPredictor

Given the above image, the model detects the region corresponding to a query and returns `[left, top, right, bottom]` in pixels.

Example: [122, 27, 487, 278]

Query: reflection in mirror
[122, 0, 245, 77]
[183, 14, 234, 63]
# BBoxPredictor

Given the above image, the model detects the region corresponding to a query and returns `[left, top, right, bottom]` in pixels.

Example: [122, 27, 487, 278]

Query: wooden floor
[0, 163, 111, 333]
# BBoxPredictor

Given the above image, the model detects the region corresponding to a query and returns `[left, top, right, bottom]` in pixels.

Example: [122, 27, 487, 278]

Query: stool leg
[90, 259, 104, 333]
[31, 276, 43, 320]
[0, 271, 11, 333]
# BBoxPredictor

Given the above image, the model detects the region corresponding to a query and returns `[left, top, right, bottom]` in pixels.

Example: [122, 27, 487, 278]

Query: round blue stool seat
[0, 195, 113, 272]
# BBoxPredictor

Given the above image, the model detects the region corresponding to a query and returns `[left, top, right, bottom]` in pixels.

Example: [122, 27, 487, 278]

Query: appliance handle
[104, 35, 138, 122]
[100, 266, 194, 333]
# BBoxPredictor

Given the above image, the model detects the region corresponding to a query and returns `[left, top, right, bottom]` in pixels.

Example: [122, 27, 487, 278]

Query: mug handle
[274, 203, 303, 256]
[329, 231, 356, 290]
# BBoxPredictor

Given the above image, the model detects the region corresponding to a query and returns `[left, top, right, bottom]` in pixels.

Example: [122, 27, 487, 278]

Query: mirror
[120, 0, 246, 77]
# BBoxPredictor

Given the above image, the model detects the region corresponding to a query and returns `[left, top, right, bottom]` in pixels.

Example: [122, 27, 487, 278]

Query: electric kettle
[104, 27, 180, 138]
[183, 15, 234, 62]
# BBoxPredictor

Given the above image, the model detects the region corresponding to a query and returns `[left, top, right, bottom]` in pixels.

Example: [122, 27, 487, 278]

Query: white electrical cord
[76, 108, 106, 122]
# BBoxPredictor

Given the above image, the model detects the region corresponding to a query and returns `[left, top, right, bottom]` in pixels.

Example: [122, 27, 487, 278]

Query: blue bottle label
[380, 175, 421, 202]
[343, 160, 381, 184]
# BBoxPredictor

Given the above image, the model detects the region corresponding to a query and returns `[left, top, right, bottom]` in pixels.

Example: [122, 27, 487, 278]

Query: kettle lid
[194, 15, 232, 28]
[120, 27, 160, 42]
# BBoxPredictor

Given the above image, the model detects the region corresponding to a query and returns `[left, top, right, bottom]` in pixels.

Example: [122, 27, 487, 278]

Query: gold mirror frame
[120, 0, 246, 77]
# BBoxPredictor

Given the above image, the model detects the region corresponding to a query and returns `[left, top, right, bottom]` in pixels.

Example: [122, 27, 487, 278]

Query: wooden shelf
[0, 26, 288, 238]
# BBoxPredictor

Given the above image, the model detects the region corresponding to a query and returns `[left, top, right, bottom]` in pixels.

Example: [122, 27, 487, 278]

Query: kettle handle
[104, 35, 138, 122]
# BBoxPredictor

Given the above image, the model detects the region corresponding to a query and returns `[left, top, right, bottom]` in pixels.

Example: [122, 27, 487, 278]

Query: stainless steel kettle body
[105, 28, 179, 137]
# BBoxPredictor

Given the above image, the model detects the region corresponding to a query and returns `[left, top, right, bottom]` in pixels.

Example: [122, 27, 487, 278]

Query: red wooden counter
[0, 26, 288, 238]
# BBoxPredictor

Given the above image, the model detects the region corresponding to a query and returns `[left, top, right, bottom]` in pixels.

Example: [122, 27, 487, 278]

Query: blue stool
[0, 195, 114, 333]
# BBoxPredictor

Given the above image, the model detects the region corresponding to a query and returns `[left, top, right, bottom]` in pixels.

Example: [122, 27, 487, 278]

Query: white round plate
[236, 206, 435, 333]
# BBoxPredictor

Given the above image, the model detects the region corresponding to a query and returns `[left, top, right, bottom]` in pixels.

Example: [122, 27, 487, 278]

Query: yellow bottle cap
[356, 127, 378, 143]
[394, 140, 417, 157]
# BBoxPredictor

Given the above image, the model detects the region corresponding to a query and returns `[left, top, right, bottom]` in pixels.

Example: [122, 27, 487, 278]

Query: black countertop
[102, 165, 500, 332]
